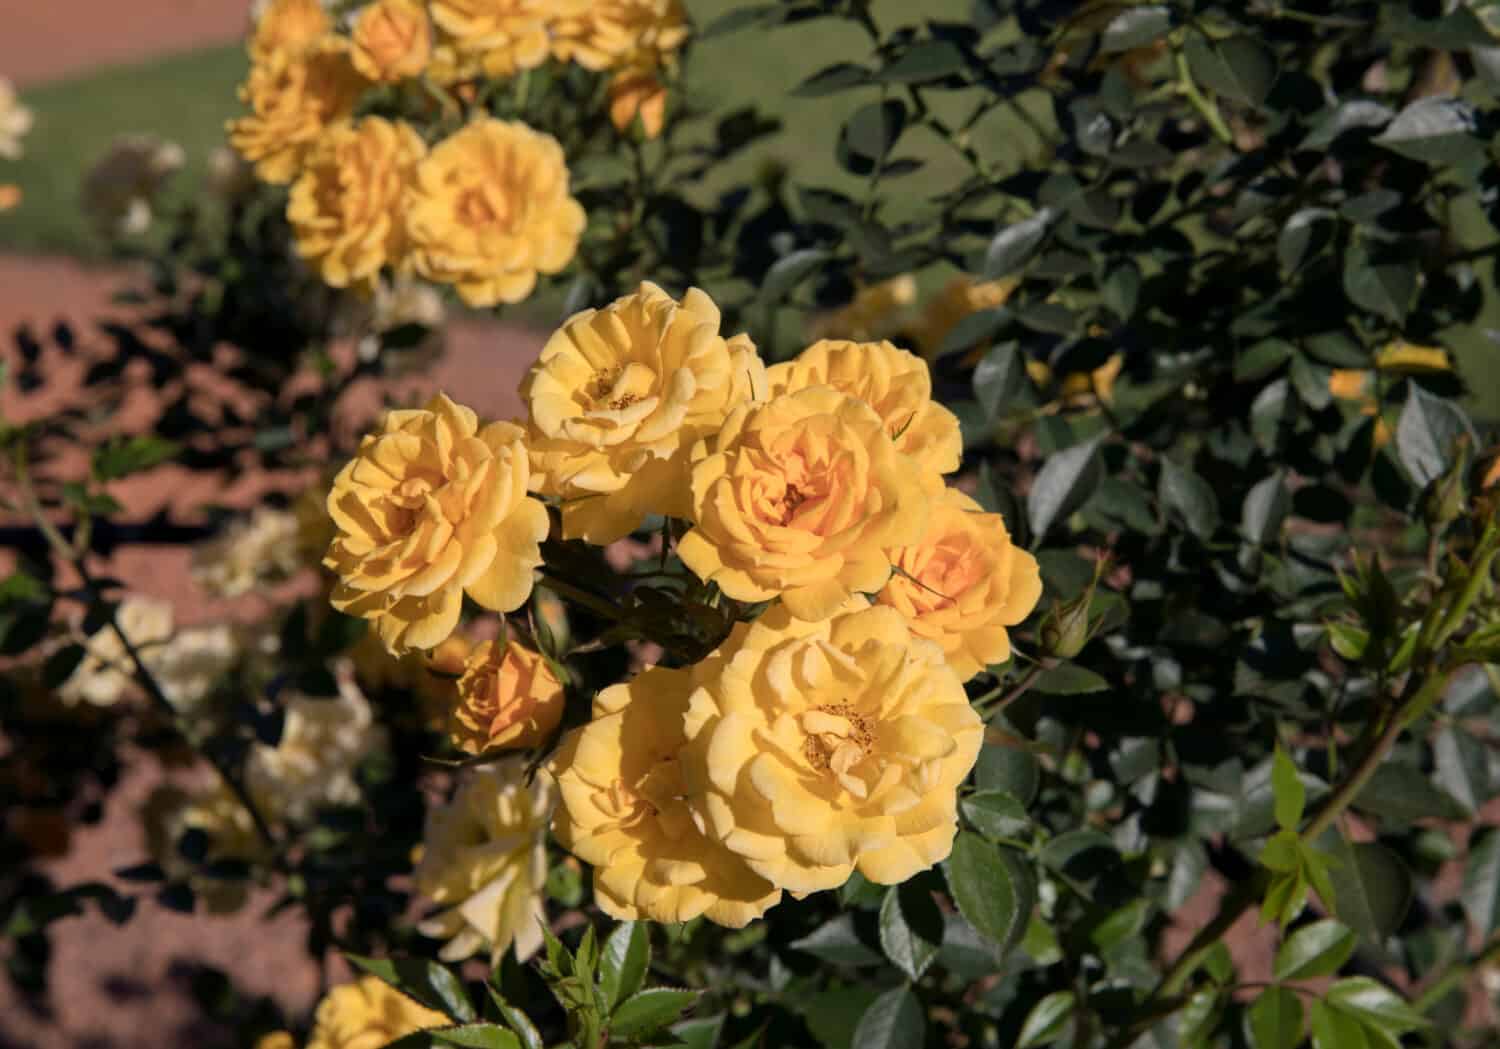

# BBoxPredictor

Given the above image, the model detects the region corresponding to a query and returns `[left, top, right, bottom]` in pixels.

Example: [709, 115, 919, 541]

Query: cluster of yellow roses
[228, 0, 686, 304]
[322, 281, 1043, 926]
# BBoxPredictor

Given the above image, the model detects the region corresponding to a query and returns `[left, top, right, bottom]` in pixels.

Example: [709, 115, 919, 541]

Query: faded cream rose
[678, 387, 929, 621]
[680, 603, 982, 892]
[768, 338, 962, 476]
[245, 674, 387, 824]
[550, 661, 782, 926]
[59, 596, 174, 707]
[405, 119, 585, 307]
[81, 135, 186, 238]
[155, 623, 242, 714]
[324, 393, 549, 654]
[414, 761, 553, 962]
[144, 784, 264, 913]
[192, 507, 304, 597]
[0, 77, 34, 160]
[450, 640, 564, 754]
[877, 487, 1041, 681]
[287, 116, 426, 292]
[352, 0, 433, 81]
[522, 281, 764, 544]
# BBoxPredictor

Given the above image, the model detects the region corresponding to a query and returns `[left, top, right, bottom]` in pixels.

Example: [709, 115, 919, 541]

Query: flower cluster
[228, 0, 690, 302]
[324, 282, 1042, 930]
[0, 75, 33, 212]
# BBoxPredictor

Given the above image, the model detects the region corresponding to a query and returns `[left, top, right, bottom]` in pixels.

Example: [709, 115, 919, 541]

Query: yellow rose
[678, 387, 929, 621]
[428, 0, 590, 79]
[304, 975, 447, 1049]
[808, 275, 917, 343]
[550, 664, 781, 926]
[1375, 340, 1452, 374]
[324, 393, 550, 653]
[287, 117, 425, 292]
[406, 119, 585, 307]
[229, 42, 366, 184]
[352, 0, 433, 81]
[679, 603, 982, 892]
[250, 0, 332, 62]
[1328, 368, 1371, 401]
[414, 761, 553, 962]
[552, 0, 688, 71]
[877, 487, 1042, 681]
[450, 639, 565, 753]
[521, 281, 765, 544]
[0, 184, 19, 212]
[1026, 353, 1124, 410]
[767, 339, 962, 476]
[914, 274, 1019, 361]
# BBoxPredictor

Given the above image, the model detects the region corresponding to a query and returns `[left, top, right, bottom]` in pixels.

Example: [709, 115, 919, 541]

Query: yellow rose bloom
[287, 117, 425, 293]
[914, 275, 1020, 361]
[304, 975, 447, 1049]
[877, 487, 1041, 681]
[550, 664, 781, 926]
[768, 339, 962, 476]
[325, 393, 550, 653]
[1328, 368, 1371, 401]
[680, 603, 982, 892]
[250, 0, 332, 62]
[552, 0, 688, 71]
[406, 119, 585, 307]
[450, 639, 565, 754]
[351, 0, 433, 81]
[428, 0, 590, 79]
[414, 761, 553, 962]
[521, 281, 765, 544]
[808, 275, 917, 343]
[229, 42, 366, 184]
[1375, 340, 1452, 374]
[678, 387, 929, 622]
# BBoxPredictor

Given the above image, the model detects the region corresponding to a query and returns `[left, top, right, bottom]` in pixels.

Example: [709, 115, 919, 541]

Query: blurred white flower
[144, 783, 264, 913]
[59, 596, 174, 707]
[245, 672, 387, 824]
[0, 77, 34, 160]
[191, 507, 304, 598]
[372, 274, 446, 332]
[414, 761, 553, 963]
[205, 145, 255, 201]
[81, 134, 186, 237]
[155, 623, 241, 714]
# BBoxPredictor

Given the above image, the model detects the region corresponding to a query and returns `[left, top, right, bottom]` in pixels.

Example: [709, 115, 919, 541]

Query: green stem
[1173, 49, 1234, 145]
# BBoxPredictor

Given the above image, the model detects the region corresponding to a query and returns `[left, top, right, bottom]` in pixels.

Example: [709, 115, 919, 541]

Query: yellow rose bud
[415, 762, 553, 962]
[304, 975, 447, 1049]
[914, 274, 1019, 360]
[351, 0, 432, 81]
[678, 387, 929, 622]
[324, 393, 550, 653]
[808, 275, 917, 343]
[287, 116, 425, 292]
[406, 118, 585, 307]
[250, 0, 332, 62]
[0, 184, 19, 212]
[877, 487, 1041, 680]
[767, 338, 962, 476]
[550, 663, 781, 926]
[679, 603, 983, 893]
[229, 41, 367, 184]
[1328, 368, 1371, 401]
[450, 639, 565, 754]
[522, 281, 765, 544]
[608, 68, 668, 138]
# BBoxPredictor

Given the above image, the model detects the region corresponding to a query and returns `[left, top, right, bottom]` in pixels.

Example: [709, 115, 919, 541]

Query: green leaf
[1028, 436, 1103, 540]
[1031, 663, 1109, 695]
[1461, 828, 1500, 939]
[973, 341, 1024, 419]
[1309, 1000, 1368, 1049]
[600, 922, 651, 1011]
[1017, 991, 1075, 1048]
[1188, 34, 1278, 106]
[1236, 338, 1295, 382]
[1100, 6, 1172, 52]
[961, 791, 1030, 840]
[1261, 868, 1310, 929]
[93, 435, 180, 481]
[762, 250, 830, 303]
[1373, 97, 1481, 165]
[1320, 835, 1413, 946]
[843, 100, 906, 164]
[1278, 208, 1336, 274]
[672, 1015, 726, 1049]
[1242, 473, 1290, 546]
[1354, 761, 1469, 823]
[432, 1025, 522, 1049]
[1396, 384, 1475, 489]
[1272, 746, 1306, 832]
[878, 882, 944, 980]
[1159, 459, 1220, 539]
[880, 40, 966, 83]
[792, 62, 871, 96]
[345, 954, 476, 1022]
[1100, 261, 1140, 320]
[610, 988, 699, 1040]
[974, 746, 1039, 805]
[1325, 977, 1426, 1033]
[1433, 726, 1489, 815]
[790, 914, 883, 966]
[851, 986, 924, 1049]
[945, 832, 1031, 953]
[1343, 248, 1416, 324]
[487, 990, 541, 1049]
[983, 208, 1053, 280]
[801, 987, 880, 1049]
[1274, 920, 1357, 981]
[1246, 987, 1304, 1049]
